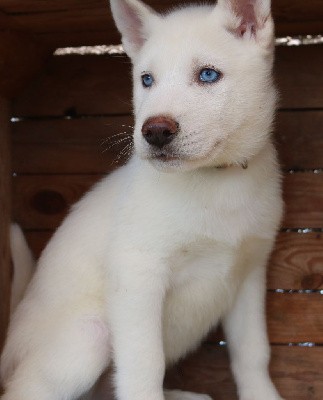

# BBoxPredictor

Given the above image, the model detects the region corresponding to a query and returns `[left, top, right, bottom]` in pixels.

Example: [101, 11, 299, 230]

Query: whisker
[102, 137, 132, 153]
[113, 142, 134, 165]
[100, 132, 132, 145]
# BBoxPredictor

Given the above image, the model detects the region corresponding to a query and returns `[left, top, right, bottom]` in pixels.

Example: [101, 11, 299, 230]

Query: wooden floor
[8, 44, 323, 399]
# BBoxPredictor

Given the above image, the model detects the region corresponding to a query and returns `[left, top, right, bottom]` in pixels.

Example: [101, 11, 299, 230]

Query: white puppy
[1, 0, 284, 399]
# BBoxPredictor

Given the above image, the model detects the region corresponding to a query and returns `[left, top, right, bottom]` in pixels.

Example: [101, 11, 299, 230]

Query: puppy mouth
[154, 153, 179, 161]
[149, 151, 182, 162]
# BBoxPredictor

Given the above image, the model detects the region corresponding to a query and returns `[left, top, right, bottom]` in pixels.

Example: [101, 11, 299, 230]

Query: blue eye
[199, 68, 221, 83]
[141, 73, 154, 88]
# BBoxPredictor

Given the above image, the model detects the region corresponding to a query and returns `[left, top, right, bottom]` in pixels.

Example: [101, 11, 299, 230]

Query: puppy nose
[142, 116, 179, 149]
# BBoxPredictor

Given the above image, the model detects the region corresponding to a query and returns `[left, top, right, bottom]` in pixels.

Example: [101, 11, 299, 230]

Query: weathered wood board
[12, 46, 323, 116]
[1, 0, 323, 48]
[0, 98, 11, 352]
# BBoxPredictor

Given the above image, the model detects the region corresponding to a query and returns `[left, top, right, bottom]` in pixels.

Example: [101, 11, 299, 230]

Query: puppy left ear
[217, 0, 273, 42]
[110, 0, 159, 58]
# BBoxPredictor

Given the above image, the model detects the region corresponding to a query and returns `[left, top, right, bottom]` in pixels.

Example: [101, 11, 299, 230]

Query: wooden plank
[0, 10, 17, 30]
[13, 175, 101, 230]
[12, 117, 133, 174]
[1, 0, 323, 48]
[0, 98, 12, 352]
[267, 292, 323, 344]
[12, 141, 130, 175]
[13, 46, 323, 117]
[268, 232, 323, 290]
[276, 46, 323, 109]
[0, 32, 51, 99]
[13, 56, 132, 116]
[283, 173, 323, 229]
[0, 0, 105, 13]
[11, 116, 134, 144]
[276, 111, 323, 170]
[5, 8, 117, 43]
[206, 292, 323, 345]
[164, 345, 323, 400]
[12, 173, 323, 230]
[37, 31, 119, 49]
[11, 111, 323, 173]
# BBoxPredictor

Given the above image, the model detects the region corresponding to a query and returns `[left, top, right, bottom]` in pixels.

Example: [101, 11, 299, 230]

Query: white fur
[1, 1, 284, 399]
[9, 224, 35, 313]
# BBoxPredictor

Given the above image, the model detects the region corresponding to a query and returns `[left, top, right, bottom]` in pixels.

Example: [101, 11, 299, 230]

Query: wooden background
[0, 0, 323, 399]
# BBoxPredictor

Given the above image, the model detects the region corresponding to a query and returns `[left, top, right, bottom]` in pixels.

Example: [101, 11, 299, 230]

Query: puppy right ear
[110, 0, 159, 58]
[216, 0, 273, 47]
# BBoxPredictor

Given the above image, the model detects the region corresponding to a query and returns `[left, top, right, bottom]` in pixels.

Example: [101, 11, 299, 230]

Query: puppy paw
[164, 389, 212, 400]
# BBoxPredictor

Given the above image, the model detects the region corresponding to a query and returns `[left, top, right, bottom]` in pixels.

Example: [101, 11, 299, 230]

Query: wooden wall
[0, 98, 11, 353]
[1, 0, 323, 48]
[9, 44, 323, 399]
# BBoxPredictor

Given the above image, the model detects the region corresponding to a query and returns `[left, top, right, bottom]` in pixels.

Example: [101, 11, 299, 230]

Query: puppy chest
[168, 241, 238, 290]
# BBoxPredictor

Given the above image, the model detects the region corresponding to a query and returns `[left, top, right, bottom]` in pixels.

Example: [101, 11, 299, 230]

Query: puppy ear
[110, 0, 159, 58]
[217, 0, 273, 41]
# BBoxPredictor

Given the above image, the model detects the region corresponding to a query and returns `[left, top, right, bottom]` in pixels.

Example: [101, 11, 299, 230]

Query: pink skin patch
[231, 0, 258, 36]
[120, 2, 146, 49]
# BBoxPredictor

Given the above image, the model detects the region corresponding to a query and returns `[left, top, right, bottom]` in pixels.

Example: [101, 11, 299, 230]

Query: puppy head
[110, 0, 277, 172]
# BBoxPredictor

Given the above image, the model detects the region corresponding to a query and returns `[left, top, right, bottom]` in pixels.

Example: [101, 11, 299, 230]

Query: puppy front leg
[108, 254, 168, 400]
[223, 240, 284, 400]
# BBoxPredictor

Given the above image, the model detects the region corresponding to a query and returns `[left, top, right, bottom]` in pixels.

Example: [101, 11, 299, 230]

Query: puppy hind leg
[223, 240, 284, 400]
[1, 314, 110, 400]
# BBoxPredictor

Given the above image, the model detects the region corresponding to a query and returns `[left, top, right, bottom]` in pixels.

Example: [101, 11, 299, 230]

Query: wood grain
[204, 292, 323, 345]
[13, 175, 101, 230]
[11, 116, 134, 144]
[0, 32, 51, 99]
[275, 111, 323, 170]
[276, 46, 323, 109]
[12, 117, 133, 174]
[267, 292, 323, 343]
[12, 141, 130, 175]
[13, 46, 323, 117]
[0, 98, 12, 352]
[13, 56, 133, 117]
[283, 173, 323, 228]
[1, 0, 323, 49]
[268, 232, 323, 290]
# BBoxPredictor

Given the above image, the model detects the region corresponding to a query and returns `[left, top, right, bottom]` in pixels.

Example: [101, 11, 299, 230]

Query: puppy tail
[10, 223, 35, 313]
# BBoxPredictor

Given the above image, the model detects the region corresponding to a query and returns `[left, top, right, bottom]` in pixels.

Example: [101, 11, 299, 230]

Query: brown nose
[142, 116, 179, 149]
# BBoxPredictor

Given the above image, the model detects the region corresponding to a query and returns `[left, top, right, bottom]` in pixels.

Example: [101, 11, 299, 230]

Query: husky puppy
[1, 1, 284, 399]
